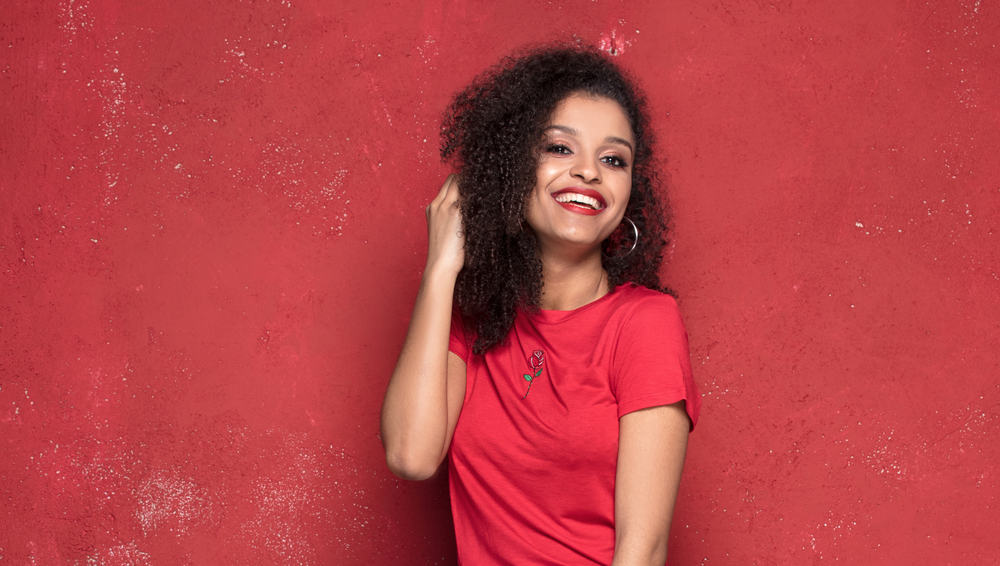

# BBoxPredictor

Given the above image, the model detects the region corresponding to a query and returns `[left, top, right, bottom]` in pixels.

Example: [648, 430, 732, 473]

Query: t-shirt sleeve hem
[448, 345, 468, 363]
[617, 393, 699, 430]
[448, 309, 471, 362]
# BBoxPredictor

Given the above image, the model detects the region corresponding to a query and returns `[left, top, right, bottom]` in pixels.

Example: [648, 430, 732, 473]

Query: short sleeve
[449, 309, 472, 362]
[610, 294, 700, 428]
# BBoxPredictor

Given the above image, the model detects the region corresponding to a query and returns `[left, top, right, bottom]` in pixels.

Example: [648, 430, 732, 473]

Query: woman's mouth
[552, 188, 606, 215]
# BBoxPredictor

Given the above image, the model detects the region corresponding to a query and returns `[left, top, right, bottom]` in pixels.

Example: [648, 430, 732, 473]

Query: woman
[381, 45, 700, 565]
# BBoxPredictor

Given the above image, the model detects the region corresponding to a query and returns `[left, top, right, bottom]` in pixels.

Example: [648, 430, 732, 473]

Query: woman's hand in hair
[424, 174, 465, 278]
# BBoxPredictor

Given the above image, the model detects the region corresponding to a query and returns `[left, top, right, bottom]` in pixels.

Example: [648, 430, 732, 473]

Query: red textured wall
[2, 1, 998, 564]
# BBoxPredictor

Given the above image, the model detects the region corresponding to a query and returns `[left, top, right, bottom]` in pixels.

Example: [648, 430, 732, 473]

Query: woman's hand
[424, 174, 465, 277]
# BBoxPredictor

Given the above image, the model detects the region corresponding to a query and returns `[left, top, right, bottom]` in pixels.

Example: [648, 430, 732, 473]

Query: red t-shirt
[448, 283, 700, 565]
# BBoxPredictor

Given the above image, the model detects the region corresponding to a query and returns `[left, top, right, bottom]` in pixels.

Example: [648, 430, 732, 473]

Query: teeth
[555, 193, 604, 210]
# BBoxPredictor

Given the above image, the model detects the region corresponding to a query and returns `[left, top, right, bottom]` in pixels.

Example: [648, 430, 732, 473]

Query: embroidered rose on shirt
[522, 349, 544, 399]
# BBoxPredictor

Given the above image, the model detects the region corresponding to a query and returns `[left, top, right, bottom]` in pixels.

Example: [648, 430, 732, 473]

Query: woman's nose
[570, 155, 601, 184]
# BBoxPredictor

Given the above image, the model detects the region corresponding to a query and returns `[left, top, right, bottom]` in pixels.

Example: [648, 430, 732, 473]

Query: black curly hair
[441, 44, 673, 354]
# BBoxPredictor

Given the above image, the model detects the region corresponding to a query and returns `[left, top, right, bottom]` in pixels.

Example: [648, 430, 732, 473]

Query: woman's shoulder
[612, 282, 680, 310]
[607, 283, 685, 333]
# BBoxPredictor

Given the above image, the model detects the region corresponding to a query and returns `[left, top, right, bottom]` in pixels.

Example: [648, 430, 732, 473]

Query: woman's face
[525, 93, 634, 256]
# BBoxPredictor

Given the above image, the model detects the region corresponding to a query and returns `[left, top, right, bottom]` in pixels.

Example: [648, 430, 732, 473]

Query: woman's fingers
[425, 174, 465, 276]
[430, 174, 457, 205]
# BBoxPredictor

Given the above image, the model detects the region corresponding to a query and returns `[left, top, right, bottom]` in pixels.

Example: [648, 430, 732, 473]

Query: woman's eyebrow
[543, 125, 634, 152]
[605, 136, 634, 153]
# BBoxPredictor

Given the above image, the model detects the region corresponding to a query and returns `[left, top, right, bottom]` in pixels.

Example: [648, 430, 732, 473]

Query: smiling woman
[527, 94, 635, 259]
[437, 47, 673, 355]
[380, 45, 700, 565]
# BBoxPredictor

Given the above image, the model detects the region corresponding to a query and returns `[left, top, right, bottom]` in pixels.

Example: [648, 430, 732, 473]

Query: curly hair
[441, 44, 673, 354]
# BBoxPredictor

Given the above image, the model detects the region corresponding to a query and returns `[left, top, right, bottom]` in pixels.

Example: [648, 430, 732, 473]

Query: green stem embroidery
[521, 363, 543, 399]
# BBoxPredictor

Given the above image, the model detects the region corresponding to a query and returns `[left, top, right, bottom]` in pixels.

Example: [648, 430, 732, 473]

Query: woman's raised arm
[380, 175, 468, 480]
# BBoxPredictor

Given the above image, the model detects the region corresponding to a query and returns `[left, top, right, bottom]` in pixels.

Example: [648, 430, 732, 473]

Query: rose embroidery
[522, 349, 544, 399]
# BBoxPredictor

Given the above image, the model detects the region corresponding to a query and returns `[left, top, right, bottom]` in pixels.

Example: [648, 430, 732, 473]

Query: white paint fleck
[134, 470, 210, 536]
[598, 28, 630, 56]
[59, 0, 94, 40]
[86, 541, 151, 565]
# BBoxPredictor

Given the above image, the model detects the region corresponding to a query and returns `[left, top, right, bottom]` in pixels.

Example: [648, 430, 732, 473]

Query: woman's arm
[380, 175, 467, 480]
[611, 402, 690, 566]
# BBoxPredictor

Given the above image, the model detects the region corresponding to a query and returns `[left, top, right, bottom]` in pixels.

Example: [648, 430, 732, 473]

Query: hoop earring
[621, 216, 639, 257]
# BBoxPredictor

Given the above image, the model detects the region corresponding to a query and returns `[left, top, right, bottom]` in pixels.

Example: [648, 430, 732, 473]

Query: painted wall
[2, 1, 997, 564]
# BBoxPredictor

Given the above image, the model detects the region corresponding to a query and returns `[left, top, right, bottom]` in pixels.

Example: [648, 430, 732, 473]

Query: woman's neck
[537, 250, 609, 311]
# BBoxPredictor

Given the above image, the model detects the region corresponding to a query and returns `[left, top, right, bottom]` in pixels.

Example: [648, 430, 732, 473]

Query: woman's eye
[546, 144, 572, 155]
[601, 155, 628, 168]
